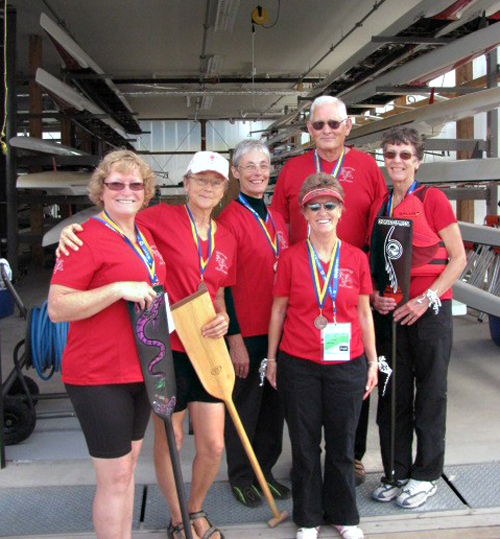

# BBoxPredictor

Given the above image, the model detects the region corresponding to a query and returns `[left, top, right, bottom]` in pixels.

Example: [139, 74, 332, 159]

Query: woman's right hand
[117, 281, 157, 310]
[371, 290, 397, 315]
[56, 223, 84, 257]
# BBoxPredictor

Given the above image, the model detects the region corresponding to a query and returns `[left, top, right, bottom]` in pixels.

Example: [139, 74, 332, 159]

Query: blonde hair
[88, 149, 156, 209]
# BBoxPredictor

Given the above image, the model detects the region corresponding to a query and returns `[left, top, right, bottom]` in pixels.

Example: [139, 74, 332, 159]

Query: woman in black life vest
[369, 127, 466, 509]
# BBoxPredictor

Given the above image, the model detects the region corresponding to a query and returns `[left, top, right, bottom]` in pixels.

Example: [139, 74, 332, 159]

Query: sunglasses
[104, 182, 145, 191]
[238, 164, 270, 172]
[383, 150, 415, 161]
[306, 202, 339, 212]
[310, 119, 347, 131]
[192, 177, 225, 188]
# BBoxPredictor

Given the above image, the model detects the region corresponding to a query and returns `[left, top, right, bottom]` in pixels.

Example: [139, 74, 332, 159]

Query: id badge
[322, 323, 351, 362]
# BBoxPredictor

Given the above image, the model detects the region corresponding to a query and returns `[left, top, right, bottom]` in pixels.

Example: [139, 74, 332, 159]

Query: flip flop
[189, 510, 225, 539]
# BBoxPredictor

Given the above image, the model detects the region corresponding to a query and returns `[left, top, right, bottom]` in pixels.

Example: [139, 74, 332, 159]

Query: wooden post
[28, 34, 45, 265]
[456, 62, 475, 223]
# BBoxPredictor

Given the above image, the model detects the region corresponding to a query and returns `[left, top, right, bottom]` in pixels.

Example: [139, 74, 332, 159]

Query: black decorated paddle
[127, 285, 193, 539]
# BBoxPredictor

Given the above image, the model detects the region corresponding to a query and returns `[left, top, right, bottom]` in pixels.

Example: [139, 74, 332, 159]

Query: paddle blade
[127, 285, 177, 420]
[170, 288, 235, 401]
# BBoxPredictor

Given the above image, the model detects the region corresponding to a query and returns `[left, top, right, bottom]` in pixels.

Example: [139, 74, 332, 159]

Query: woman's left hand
[364, 362, 378, 400]
[202, 312, 229, 339]
[393, 296, 428, 326]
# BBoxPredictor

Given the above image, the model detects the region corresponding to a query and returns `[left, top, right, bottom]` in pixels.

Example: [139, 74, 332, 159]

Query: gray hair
[309, 96, 348, 122]
[232, 139, 270, 168]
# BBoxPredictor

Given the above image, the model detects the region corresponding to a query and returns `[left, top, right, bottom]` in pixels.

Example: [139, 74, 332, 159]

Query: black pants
[224, 335, 285, 487]
[375, 300, 452, 481]
[354, 395, 370, 461]
[278, 351, 366, 528]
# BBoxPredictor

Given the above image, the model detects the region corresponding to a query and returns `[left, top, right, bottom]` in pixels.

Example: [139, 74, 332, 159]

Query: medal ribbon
[237, 194, 279, 258]
[387, 180, 417, 217]
[307, 239, 341, 315]
[185, 204, 216, 279]
[94, 211, 158, 285]
[314, 147, 345, 179]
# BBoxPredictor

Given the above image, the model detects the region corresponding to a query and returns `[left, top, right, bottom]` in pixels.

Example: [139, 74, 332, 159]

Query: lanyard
[94, 211, 158, 285]
[387, 180, 418, 217]
[314, 147, 345, 179]
[237, 194, 279, 258]
[306, 239, 341, 316]
[185, 204, 215, 280]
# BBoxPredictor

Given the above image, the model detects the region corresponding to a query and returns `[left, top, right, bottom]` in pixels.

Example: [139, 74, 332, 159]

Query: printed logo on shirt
[338, 166, 354, 184]
[398, 211, 421, 217]
[150, 245, 166, 265]
[339, 268, 354, 289]
[54, 258, 64, 274]
[277, 231, 288, 250]
[215, 251, 229, 274]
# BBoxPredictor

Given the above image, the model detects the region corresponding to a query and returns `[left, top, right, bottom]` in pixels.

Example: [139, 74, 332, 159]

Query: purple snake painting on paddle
[135, 294, 176, 416]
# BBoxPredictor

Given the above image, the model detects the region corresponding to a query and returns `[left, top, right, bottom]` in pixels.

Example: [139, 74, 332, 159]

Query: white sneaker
[333, 525, 364, 539]
[296, 527, 320, 539]
[396, 478, 437, 508]
[372, 478, 409, 502]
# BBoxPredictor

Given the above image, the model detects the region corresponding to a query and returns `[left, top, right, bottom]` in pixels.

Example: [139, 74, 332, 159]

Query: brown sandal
[189, 510, 225, 539]
[167, 520, 198, 539]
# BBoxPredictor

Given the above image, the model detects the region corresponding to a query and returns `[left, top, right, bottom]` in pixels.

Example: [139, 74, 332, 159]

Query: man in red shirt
[271, 95, 387, 484]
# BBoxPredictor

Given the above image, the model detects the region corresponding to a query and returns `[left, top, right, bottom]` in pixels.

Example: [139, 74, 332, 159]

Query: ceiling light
[206, 55, 223, 77]
[200, 95, 214, 110]
[214, 0, 241, 32]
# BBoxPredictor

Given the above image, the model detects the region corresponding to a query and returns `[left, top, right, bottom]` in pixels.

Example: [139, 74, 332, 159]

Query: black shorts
[65, 382, 151, 459]
[173, 351, 222, 412]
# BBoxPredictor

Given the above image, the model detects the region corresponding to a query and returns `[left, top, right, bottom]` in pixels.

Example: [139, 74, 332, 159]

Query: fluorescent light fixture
[200, 95, 214, 110]
[214, 0, 240, 32]
[206, 55, 223, 77]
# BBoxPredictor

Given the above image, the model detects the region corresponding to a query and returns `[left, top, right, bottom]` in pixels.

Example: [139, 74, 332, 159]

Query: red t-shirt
[137, 203, 236, 352]
[217, 200, 289, 337]
[51, 219, 167, 385]
[369, 187, 457, 300]
[271, 148, 387, 248]
[274, 240, 373, 364]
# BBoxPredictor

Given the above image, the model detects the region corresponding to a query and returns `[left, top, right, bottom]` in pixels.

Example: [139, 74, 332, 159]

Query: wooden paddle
[127, 286, 193, 539]
[171, 287, 288, 528]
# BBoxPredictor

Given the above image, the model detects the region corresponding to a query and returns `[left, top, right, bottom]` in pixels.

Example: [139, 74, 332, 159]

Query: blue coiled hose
[30, 301, 69, 380]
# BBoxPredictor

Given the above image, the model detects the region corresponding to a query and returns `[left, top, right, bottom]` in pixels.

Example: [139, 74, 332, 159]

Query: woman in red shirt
[56, 151, 235, 539]
[266, 173, 378, 539]
[48, 150, 165, 539]
[369, 127, 466, 509]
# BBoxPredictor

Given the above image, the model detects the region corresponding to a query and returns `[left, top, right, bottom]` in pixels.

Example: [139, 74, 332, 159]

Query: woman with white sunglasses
[266, 172, 378, 539]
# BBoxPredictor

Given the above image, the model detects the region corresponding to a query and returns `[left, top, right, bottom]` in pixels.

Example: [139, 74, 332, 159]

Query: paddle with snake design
[127, 285, 193, 539]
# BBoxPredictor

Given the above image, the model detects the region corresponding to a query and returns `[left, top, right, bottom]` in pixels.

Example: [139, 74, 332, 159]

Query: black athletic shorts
[173, 351, 222, 412]
[65, 382, 151, 459]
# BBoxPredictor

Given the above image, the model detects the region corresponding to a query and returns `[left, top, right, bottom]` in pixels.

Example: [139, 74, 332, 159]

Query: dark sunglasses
[383, 150, 415, 161]
[104, 182, 145, 191]
[306, 202, 338, 212]
[310, 119, 347, 131]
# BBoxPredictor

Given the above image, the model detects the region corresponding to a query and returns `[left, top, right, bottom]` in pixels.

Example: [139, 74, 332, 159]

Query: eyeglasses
[104, 182, 145, 191]
[383, 150, 415, 161]
[192, 176, 225, 188]
[310, 119, 347, 131]
[238, 163, 270, 172]
[306, 202, 339, 212]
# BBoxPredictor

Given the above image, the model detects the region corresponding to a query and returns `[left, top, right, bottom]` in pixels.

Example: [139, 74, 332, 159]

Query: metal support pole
[5, 7, 18, 277]
[0, 330, 5, 469]
[486, 47, 499, 215]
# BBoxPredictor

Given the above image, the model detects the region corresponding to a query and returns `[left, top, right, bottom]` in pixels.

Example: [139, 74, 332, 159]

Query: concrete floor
[1, 267, 500, 538]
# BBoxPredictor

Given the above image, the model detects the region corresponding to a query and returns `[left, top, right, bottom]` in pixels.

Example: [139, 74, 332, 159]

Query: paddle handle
[225, 399, 282, 519]
[163, 417, 193, 539]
